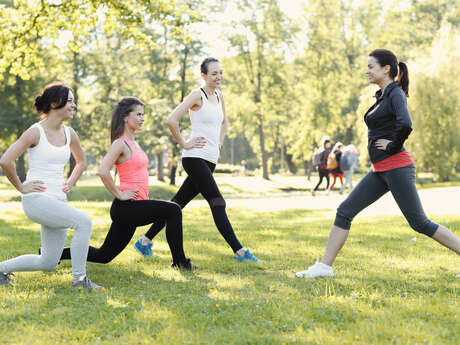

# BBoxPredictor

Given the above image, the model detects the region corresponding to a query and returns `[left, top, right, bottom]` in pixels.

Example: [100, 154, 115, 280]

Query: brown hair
[110, 97, 144, 143]
[34, 82, 73, 119]
[200, 57, 220, 74]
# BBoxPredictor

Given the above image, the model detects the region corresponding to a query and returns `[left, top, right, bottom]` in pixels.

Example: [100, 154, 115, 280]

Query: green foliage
[407, 22, 460, 181]
[0, 0, 460, 181]
[0, 0, 185, 80]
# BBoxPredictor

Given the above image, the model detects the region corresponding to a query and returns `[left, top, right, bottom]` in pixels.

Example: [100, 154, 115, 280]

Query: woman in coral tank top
[59, 97, 195, 270]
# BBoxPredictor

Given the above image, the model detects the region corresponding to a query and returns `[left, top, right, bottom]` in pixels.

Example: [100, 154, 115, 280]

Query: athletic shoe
[171, 258, 198, 271]
[70, 276, 104, 290]
[295, 260, 334, 278]
[0, 272, 14, 286]
[234, 249, 261, 262]
[134, 238, 154, 258]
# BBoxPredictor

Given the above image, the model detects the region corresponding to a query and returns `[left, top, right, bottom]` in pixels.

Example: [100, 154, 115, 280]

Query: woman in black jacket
[296, 49, 460, 278]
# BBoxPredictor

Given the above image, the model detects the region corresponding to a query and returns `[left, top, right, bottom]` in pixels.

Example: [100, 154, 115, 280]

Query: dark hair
[321, 136, 331, 147]
[200, 57, 219, 74]
[34, 82, 73, 117]
[369, 49, 409, 96]
[110, 97, 144, 143]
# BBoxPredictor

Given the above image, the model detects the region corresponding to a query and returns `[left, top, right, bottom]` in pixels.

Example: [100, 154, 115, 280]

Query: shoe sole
[134, 244, 153, 258]
[234, 258, 261, 263]
[295, 273, 334, 278]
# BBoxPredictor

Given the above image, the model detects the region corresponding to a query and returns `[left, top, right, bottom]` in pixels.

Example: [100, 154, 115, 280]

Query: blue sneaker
[234, 249, 261, 262]
[134, 237, 154, 258]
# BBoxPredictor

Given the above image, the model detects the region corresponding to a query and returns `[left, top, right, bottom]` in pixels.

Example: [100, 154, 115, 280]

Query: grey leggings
[334, 164, 438, 236]
[0, 193, 91, 279]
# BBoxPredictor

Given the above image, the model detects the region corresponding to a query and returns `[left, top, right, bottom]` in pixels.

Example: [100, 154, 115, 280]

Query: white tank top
[182, 89, 223, 164]
[23, 122, 71, 201]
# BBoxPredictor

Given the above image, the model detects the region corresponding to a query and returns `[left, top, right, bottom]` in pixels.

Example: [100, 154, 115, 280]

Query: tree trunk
[14, 76, 26, 181]
[168, 142, 179, 185]
[68, 51, 81, 179]
[255, 39, 269, 180]
[168, 45, 189, 185]
[156, 152, 164, 182]
[285, 154, 297, 174]
[304, 160, 312, 181]
[16, 153, 26, 182]
[258, 119, 269, 180]
[68, 154, 76, 179]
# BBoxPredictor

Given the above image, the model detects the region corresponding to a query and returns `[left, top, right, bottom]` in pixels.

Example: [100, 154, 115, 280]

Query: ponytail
[398, 62, 409, 97]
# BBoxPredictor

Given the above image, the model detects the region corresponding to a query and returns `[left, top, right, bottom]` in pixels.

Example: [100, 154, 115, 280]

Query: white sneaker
[295, 261, 334, 278]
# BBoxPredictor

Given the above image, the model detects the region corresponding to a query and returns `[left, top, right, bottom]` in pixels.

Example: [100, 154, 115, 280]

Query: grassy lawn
[0, 179, 459, 344]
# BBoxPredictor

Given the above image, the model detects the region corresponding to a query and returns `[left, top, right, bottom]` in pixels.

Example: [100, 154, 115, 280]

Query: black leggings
[314, 168, 330, 191]
[145, 157, 243, 253]
[334, 164, 438, 236]
[60, 198, 187, 264]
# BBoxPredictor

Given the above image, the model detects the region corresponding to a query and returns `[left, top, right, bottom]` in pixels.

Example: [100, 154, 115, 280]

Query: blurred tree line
[0, 0, 459, 183]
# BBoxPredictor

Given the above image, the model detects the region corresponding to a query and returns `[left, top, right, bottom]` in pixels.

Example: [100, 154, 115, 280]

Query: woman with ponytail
[58, 97, 195, 270]
[296, 49, 460, 278]
[0, 82, 102, 289]
[134, 57, 260, 263]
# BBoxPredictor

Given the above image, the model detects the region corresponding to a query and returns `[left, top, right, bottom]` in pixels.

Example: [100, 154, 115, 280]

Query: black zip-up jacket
[364, 81, 413, 163]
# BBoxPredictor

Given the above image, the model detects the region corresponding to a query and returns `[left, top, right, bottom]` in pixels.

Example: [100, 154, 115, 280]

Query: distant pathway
[188, 186, 460, 216]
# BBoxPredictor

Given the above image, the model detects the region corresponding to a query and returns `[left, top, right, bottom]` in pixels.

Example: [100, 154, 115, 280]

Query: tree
[226, 0, 294, 179]
[286, 0, 372, 174]
[0, 0, 182, 80]
[408, 23, 460, 181]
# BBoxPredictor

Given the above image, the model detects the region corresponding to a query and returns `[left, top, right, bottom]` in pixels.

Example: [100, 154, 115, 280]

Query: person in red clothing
[327, 142, 344, 194]
[59, 97, 195, 270]
[296, 49, 460, 278]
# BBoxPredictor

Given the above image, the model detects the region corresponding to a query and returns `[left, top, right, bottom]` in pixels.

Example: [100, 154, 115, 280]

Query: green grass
[1, 189, 459, 344]
[0, 176, 459, 344]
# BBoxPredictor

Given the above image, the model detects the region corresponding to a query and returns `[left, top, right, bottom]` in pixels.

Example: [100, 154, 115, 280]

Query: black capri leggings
[145, 157, 243, 253]
[334, 164, 438, 236]
[60, 198, 187, 264]
[314, 168, 330, 191]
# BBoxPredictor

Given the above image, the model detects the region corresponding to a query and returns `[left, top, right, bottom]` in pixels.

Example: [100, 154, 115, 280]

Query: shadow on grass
[278, 187, 309, 192]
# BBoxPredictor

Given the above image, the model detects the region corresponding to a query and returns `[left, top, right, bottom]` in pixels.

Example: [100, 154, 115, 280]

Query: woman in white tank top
[135, 58, 260, 263]
[0, 82, 102, 289]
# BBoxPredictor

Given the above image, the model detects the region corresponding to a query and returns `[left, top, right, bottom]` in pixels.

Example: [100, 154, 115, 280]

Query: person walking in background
[134, 57, 260, 263]
[327, 142, 344, 194]
[296, 49, 460, 278]
[311, 137, 331, 196]
[0, 82, 102, 289]
[58, 97, 195, 270]
[339, 145, 358, 194]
